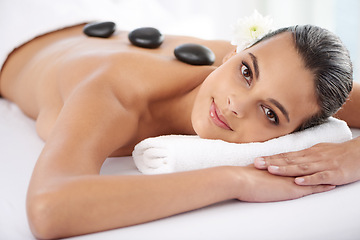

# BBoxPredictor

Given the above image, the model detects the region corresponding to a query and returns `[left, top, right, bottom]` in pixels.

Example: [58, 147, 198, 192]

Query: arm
[26, 77, 333, 239]
[254, 83, 360, 185]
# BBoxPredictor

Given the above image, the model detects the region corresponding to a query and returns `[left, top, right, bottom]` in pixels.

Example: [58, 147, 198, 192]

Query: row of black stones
[83, 21, 215, 66]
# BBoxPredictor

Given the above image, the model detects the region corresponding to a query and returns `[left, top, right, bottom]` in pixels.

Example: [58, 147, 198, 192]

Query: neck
[150, 84, 201, 136]
[148, 65, 215, 136]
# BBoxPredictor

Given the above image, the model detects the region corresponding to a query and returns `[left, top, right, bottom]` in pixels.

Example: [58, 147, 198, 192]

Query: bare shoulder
[35, 73, 140, 180]
[106, 50, 214, 102]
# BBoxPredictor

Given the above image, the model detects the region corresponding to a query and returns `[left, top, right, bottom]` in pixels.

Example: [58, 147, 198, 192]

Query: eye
[261, 105, 279, 125]
[241, 62, 252, 86]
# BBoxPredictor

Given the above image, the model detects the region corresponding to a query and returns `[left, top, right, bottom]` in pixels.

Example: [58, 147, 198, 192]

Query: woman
[0, 22, 355, 239]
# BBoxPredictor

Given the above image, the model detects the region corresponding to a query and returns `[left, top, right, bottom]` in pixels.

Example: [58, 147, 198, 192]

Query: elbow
[26, 192, 63, 240]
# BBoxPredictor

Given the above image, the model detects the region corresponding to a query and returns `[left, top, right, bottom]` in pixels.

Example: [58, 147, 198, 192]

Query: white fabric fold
[133, 117, 352, 174]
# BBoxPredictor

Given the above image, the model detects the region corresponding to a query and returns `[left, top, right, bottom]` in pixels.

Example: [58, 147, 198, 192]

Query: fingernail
[268, 165, 279, 172]
[295, 178, 305, 184]
[255, 157, 265, 166]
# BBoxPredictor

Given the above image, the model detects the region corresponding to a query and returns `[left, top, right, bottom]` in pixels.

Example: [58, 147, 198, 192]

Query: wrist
[214, 166, 248, 200]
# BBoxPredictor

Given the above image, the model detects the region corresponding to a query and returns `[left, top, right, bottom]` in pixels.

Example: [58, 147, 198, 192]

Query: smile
[209, 100, 233, 131]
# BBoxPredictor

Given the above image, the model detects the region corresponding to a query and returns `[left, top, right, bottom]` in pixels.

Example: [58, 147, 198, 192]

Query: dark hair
[252, 25, 353, 130]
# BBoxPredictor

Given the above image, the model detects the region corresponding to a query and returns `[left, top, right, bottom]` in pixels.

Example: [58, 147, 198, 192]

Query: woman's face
[191, 32, 320, 143]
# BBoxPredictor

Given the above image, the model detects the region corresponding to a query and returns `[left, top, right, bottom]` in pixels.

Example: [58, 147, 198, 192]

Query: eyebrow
[267, 98, 290, 123]
[249, 53, 259, 79]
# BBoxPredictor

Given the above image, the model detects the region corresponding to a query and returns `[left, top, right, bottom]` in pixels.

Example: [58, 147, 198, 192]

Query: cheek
[199, 66, 233, 94]
[190, 107, 204, 136]
[232, 125, 270, 143]
[191, 74, 221, 135]
[235, 127, 287, 143]
[193, 113, 295, 143]
[231, 115, 299, 143]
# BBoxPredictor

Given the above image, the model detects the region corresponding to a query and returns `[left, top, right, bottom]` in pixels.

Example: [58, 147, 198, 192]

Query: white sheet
[1, 98, 360, 240]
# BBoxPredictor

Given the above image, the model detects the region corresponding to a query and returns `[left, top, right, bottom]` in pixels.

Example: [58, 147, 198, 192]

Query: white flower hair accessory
[231, 10, 274, 53]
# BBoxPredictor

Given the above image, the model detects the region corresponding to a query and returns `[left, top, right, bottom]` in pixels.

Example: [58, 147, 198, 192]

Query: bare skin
[0, 24, 346, 239]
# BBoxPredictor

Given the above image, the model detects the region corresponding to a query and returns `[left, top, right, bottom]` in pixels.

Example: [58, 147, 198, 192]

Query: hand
[254, 137, 360, 186]
[235, 165, 335, 202]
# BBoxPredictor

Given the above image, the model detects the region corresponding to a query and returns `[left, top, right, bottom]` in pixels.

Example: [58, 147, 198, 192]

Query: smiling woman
[192, 25, 352, 143]
[192, 32, 318, 143]
[0, 13, 354, 238]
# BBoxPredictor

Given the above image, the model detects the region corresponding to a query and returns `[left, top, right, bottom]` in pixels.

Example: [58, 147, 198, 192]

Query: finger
[254, 157, 268, 169]
[253, 156, 297, 169]
[288, 184, 336, 200]
[294, 170, 337, 186]
[308, 184, 336, 195]
[266, 161, 325, 177]
[254, 150, 310, 169]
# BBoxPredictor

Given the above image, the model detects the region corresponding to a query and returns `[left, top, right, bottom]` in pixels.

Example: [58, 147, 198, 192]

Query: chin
[191, 112, 245, 143]
[192, 121, 214, 140]
[196, 128, 265, 144]
[195, 127, 241, 143]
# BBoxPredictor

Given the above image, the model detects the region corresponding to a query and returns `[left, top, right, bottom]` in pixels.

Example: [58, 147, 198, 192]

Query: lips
[209, 100, 232, 130]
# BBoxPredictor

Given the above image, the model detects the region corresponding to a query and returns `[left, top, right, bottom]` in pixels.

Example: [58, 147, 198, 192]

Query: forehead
[248, 32, 299, 70]
[244, 32, 319, 124]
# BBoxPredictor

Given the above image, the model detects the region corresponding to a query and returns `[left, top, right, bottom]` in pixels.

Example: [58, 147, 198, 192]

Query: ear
[222, 48, 237, 64]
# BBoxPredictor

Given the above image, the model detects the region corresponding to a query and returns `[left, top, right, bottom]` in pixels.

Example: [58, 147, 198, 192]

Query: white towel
[133, 117, 352, 174]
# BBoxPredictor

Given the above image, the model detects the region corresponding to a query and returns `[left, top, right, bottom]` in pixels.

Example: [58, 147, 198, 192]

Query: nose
[227, 94, 249, 118]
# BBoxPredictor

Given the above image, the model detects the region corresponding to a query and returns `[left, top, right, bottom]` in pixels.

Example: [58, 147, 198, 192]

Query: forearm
[27, 166, 237, 239]
[335, 82, 360, 128]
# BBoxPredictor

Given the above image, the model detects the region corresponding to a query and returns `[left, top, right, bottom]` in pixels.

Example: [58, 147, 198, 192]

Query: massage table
[1, 97, 360, 240]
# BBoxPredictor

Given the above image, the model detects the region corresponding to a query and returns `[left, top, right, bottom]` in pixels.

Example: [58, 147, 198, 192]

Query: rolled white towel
[133, 117, 352, 174]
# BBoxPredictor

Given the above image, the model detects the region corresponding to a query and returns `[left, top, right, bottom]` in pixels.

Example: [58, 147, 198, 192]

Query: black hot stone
[128, 27, 164, 49]
[83, 21, 116, 38]
[174, 43, 215, 66]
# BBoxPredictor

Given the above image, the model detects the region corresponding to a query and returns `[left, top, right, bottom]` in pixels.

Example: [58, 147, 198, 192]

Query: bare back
[0, 24, 234, 156]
